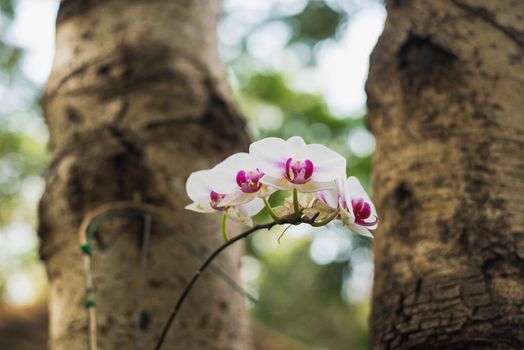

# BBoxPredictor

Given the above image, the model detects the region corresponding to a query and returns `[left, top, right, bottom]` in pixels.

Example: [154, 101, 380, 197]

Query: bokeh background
[0, 0, 385, 348]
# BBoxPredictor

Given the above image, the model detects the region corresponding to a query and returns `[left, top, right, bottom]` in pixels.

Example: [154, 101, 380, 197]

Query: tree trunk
[39, 1, 250, 349]
[367, 0, 524, 349]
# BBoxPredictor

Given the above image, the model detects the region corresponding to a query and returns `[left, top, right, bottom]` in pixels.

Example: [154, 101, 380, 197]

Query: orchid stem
[263, 197, 282, 223]
[154, 221, 278, 350]
[221, 213, 229, 242]
[292, 189, 300, 217]
[310, 208, 340, 227]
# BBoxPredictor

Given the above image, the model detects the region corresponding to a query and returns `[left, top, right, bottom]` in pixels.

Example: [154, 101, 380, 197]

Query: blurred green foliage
[0, 0, 15, 19]
[0, 0, 48, 307]
[288, 2, 343, 45]
[249, 239, 370, 349]
[221, 1, 380, 349]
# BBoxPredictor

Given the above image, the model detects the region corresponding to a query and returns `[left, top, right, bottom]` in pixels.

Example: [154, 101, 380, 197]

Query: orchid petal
[363, 219, 378, 230]
[287, 136, 307, 154]
[304, 144, 346, 182]
[186, 170, 214, 203]
[297, 192, 316, 208]
[317, 189, 339, 209]
[295, 180, 338, 193]
[249, 137, 291, 178]
[228, 208, 254, 227]
[240, 197, 265, 216]
[339, 210, 373, 237]
[257, 184, 278, 198]
[347, 222, 374, 238]
[260, 175, 294, 191]
[228, 199, 265, 227]
[206, 153, 263, 194]
[215, 152, 260, 173]
[337, 177, 355, 219]
[185, 202, 215, 213]
[220, 191, 257, 206]
[205, 169, 238, 194]
[339, 207, 353, 225]
[347, 176, 377, 218]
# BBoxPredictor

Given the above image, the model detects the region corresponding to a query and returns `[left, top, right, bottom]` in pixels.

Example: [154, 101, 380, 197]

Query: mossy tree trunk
[39, 1, 251, 349]
[367, 0, 524, 348]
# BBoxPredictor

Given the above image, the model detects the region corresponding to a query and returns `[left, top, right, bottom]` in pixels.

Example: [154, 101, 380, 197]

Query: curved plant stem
[310, 208, 341, 227]
[78, 201, 259, 350]
[221, 213, 229, 242]
[263, 197, 282, 223]
[292, 189, 300, 217]
[154, 221, 278, 350]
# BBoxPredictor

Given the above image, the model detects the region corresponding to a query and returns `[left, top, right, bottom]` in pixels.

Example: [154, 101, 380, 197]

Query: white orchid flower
[317, 176, 378, 238]
[185, 169, 264, 227]
[249, 136, 346, 193]
[207, 152, 274, 207]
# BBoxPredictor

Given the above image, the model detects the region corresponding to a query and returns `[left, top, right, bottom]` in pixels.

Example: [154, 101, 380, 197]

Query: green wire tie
[81, 243, 91, 255]
[84, 299, 96, 309]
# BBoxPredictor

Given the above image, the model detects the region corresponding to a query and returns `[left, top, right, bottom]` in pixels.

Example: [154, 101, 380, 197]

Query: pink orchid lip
[351, 197, 378, 227]
[210, 191, 228, 211]
[285, 158, 314, 184]
[236, 169, 264, 193]
[355, 216, 378, 227]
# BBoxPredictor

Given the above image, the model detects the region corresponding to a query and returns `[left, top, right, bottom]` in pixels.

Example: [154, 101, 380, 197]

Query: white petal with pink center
[249, 136, 346, 192]
[206, 152, 272, 207]
[184, 169, 263, 226]
[317, 176, 378, 238]
[346, 176, 377, 229]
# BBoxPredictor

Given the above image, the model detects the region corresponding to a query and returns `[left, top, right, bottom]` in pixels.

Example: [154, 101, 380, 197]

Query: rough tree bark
[367, 0, 524, 349]
[39, 1, 251, 349]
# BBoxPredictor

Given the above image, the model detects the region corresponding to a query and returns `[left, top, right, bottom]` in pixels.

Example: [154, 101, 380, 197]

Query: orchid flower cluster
[185, 136, 378, 239]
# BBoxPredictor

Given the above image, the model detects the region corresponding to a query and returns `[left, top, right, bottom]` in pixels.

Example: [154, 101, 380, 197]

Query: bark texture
[367, 0, 524, 349]
[39, 1, 250, 349]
